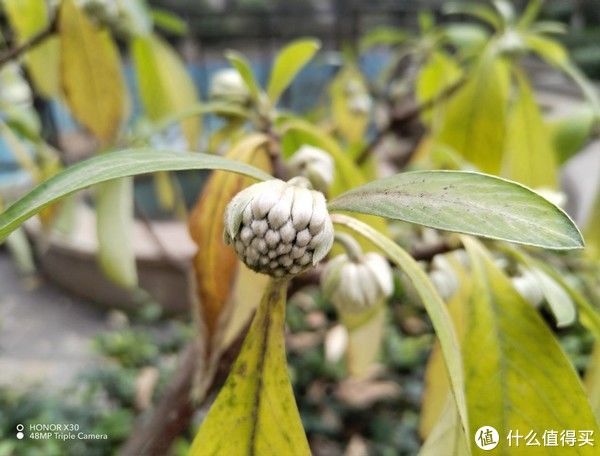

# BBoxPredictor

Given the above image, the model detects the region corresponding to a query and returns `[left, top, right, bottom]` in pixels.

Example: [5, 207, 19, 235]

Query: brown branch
[0, 19, 57, 67]
[356, 77, 467, 166]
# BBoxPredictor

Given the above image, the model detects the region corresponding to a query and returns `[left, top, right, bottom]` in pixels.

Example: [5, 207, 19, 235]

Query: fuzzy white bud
[512, 271, 544, 307]
[348, 93, 372, 115]
[224, 177, 334, 278]
[288, 145, 334, 193]
[209, 68, 250, 105]
[323, 252, 393, 314]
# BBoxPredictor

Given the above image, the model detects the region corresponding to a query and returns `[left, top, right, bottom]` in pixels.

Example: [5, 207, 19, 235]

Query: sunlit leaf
[329, 170, 583, 249]
[96, 177, 137, 288]
[59, 0, 127, 143]
[267, 39, 320, 103]
[0, 148, 272, 243]
[548, 107, 595, 164]
[189, 280, 310, 455]
[4, 0, 60, 97]
[420, 396, 469, 456]
[359, 26, 408, 51]
[331, 214, 470, 450]
[462, 237, 599, 451]
[226, 51, 262, 101]
[150, 7, 188, 35]
[443, 24, 489, 54]
[585, 344, 600, 422]
[502, 73, 557, 188]
[525, 34, 568, 67]
[132, 34, 200, 148]
[443, 2, 502, 30]
[188, 134, 271, 338]
[517, 0, 542, 29]
[436, 55, 509, 174]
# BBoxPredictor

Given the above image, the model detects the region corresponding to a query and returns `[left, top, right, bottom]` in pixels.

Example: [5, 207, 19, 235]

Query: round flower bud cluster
[287, 145, 334, 193]
[209, 68, 251, 105]
[322, 251, 393, 314]
[224, 177, 334, 278]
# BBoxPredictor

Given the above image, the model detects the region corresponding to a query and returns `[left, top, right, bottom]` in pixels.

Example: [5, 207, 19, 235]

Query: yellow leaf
[502, 73, 557, 188]
[420, 396, 469, 456]
[436, 56, 509, 174]
[585, 190, 600, 261]
[4, 0, 60, 97]
[189, 280, 310, 455]
[131, 34, 200, 148]
[188, 134, 271, 339]
[463, 237, 599, 452]
[329, 65, 369, 145]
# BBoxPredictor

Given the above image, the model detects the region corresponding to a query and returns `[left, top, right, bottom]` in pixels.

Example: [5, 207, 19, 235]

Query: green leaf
[59, 0, 127, 143]
[226, 51, 263, 101]
[436, 56, 510, 174]
[359, 26, 408, 51]
[525, 34, 568, 67]
[548, 107, 595, 164]
[443, 2, 502, 30]
[331, 214, 470, 452]
[96, 177, 137, 289]
[150, 8, 188, 35]
[4, 0, 60, 98]
[526, 266, 577, 327]
[420, 397, 469, 456]
[189, 279, 310, 455]
[517, 0, 542, 29]
[5, 228, 35, 275]
[462, 237, 599, 451]
[0, 148, 272, 243]
[267, 39, 320, 103]
[329, 170, 583, 250]
[585, 191, 600, 261]
[131, 34, 200, 148]
[501, 73, 557, 188]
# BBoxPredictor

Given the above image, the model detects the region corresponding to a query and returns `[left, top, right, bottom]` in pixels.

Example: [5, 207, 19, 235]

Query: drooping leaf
[59, 0, 126, 143]
[436, 55, 510, 174]
[328, 170, 583, 250]
[525, 34, 569, 67]
[226, 51, 262, 101]
[462, 237, 599, 452]
[0, 149, 272, 243]
[131, 34, 200, 148]
[359, 26, 408, 51]
[548, 107, 595, 164]
[443, 2, 503, 30]
[189, 280, 310, 455]
[527, 266, 577, 328]
[267, 39, 320, 104]
[331, 214, 470, 451]
[502, 73, 557, 188]
[4, 0, 60, 97]
[96, 177, 137, 288]
[188, 134, 271, 338]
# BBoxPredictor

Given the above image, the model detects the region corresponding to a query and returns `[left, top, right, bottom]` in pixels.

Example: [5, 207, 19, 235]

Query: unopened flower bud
[348, 93, 372, 115]
[288, 145, 334, 193]
[209, 68, 250, 105]
[224, 177, 334, 278]
[323, 252, 393, 314]
[512, 270, 544, 307]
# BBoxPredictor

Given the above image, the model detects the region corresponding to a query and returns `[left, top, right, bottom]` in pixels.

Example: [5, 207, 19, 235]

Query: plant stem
[0, 19, 57, 68]
[334, 232, 364, 262]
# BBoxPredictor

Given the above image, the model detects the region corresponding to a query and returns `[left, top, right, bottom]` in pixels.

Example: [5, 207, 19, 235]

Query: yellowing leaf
[585, 191, 600, 261]
[188, 134, 271, 338]
[132, 34, 200, 148]
[189, 280, 310, 455]
[267, 39, 320, 103]
[59, 0, 126, 143]
[502, 73, 557, 188]
[4, 0, 60, 97]
[329, 65, 369, 145]
[463, 236, 600, 452]
[96, 177, 137, 288]
[420, 396, 469, 456]
[436, 56, 509, 174]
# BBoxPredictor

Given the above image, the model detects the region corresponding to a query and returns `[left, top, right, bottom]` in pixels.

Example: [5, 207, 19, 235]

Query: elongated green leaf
[502, 73, 557, 188]
[189, 280, 310, 455]
[331, 214, 470, 452]
[0, 149, 272, 243]
[60, 0, 127, 143]
[443, 2, 503, 30]
[548, 107, 595, 164]
[267, 39, 320, 103]
[96, 177, 137, 289]
[436, 56, 509, 174]
[5, 228, 35, 275]
[585, 191, 600, 261]
[420, 396, 469, 456]
[359, 26, 408, 51]
[226, 51, 262, 101]
[132, 34, 200, 148]
[529, 267, 576, 327]
[328, 170, 583, 249]
[463, 237, 599, 453]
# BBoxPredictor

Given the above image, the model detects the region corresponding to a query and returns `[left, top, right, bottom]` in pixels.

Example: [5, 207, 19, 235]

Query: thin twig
[0, 19, 57, 67]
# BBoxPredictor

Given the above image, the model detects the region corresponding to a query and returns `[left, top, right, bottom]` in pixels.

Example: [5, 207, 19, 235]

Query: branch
[0, 19, 57, 68]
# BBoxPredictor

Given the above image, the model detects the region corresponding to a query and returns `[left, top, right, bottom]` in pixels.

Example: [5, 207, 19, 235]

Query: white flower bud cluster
[511, 270, 544, 307]
[323, 252, 393, 314]
[287, 145, 334, 193]
[224, 177, 334, 278]
[209, 68, 251, 105]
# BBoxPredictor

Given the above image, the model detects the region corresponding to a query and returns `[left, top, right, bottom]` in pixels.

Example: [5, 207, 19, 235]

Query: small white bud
[348, 93, 372, 115]
[224, 178, 334, 277]
[512, 271, 544, 307]
[325, 324, 349, 363]
[288, 145, 335, 193]
[323, 252, 393, 314]
[209, 68, 251, 105]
